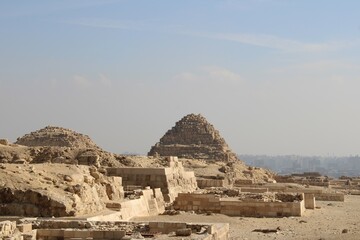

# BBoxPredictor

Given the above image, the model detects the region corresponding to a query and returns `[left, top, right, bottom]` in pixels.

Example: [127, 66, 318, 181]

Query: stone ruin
[0, 219, 229, 240]
[107, 156, 197, 202]
[148, 113, 238, 161]
[0, 155, 198, 219]
[15, 126, 99, 149]
[2, 126, 126, 167]
[172, 191, 307, 217]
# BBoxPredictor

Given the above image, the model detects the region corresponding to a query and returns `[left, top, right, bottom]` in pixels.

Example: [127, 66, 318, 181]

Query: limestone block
[17, 223, 32, 233]
[304, 193, 316, 209]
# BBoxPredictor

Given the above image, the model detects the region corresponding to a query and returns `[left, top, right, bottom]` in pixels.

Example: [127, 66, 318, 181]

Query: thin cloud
[270, 60, 359, 73]
[203, 66, 242, 83]
[189, 32, 352, 53]
[66, 18, 357, 53]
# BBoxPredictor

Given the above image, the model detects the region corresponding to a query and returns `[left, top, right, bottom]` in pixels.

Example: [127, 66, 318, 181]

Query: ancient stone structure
[15, 126, 99, 149]
[0, 157, 198, 218]
[107, 156, 198, 202]
[148, 114, 238, 161]
[173, 192, 307, 217]
[1, 219, 229, 240]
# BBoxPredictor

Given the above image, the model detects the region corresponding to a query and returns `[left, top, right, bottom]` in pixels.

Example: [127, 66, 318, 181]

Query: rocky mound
[15, 126, 99, 149]
[8, 126, 129, 167]
[0, 163, 124, 217]
[148, 114, 238, 161]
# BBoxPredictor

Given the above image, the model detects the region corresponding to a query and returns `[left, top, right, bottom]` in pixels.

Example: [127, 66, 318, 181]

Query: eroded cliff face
[148, 114, 238, 161]
[0, 164, 124, 217]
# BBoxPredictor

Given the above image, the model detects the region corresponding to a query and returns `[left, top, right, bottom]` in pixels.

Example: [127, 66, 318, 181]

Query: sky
[1, 0, 360, 156]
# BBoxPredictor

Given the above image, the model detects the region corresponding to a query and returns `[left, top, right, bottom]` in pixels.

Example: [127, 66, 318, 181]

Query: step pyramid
[148, 114, 238, 161]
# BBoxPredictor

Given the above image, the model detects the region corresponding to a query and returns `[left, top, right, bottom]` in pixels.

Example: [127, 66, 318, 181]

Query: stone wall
[107, 157, 197, 202]
[119, 188, 165, 220]
[274, 175, 330, 187]
[314, 193, 345, 201]
[233, 183, 345, 202]
[197, 178, 229, 188]
[173, 193, 221, 213]
[173, 193, 306, 217]
[36, 228, 126, 240]
[220, 199, 305, 217]
[28, 220, 229, 240]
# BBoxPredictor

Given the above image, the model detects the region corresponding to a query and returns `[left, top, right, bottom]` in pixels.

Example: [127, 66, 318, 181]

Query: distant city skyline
[1, 1, 360, 156]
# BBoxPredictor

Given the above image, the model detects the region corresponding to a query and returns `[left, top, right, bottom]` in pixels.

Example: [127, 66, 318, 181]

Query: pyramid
[148, 114, 238, 161]
[15, 126, 99, 149]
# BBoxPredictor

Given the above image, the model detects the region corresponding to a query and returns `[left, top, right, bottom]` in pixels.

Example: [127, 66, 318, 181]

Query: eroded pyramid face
[15, 126, 99, 149]
[148, 114, 237, 161]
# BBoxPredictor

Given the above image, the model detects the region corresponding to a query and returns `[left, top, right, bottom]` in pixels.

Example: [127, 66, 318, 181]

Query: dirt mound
[148, 113, 238, 161]
[15, 126, 99, 149]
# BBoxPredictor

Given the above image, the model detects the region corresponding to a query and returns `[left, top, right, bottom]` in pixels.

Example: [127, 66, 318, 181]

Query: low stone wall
[235, 179, 254, 185]
[174, 193, 221, 213]
[314, 193, 345, 201]
[173, 193, 305, 217]
[275, 175, 330, 187]
[31, 220, 229, 240]
[36, 228, 126, 240]
[197, 178, 228, 188]
[233, 184, 344, 202]
[220, 199, 305, 217]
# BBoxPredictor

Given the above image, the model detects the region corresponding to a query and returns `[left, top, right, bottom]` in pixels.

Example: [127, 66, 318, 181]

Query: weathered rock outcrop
[148, 114, 238, 161]
[0, 164, 124, 217]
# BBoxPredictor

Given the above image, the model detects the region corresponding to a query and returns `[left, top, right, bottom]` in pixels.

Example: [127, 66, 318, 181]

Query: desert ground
[135, 195, 360, 240]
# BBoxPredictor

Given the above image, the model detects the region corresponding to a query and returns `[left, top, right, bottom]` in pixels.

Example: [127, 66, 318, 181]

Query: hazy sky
[1, 0, 360, 156]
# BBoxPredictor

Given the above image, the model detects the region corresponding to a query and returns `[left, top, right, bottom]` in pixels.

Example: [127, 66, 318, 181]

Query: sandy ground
[134, 195, 360, 240]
